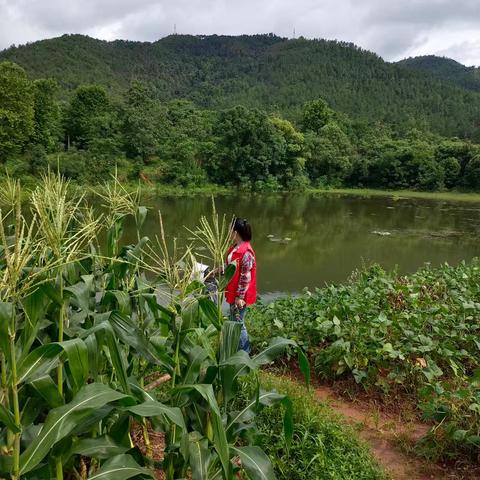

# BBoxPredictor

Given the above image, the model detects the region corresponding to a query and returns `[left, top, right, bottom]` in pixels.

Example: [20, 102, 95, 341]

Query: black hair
[232, 217, 252, 242]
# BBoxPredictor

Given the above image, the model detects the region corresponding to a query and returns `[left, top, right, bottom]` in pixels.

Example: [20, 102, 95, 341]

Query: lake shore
[122, 183, 480, 203]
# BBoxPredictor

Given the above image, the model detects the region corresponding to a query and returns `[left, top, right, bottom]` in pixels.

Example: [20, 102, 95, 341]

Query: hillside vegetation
[2, 34, 480, 138]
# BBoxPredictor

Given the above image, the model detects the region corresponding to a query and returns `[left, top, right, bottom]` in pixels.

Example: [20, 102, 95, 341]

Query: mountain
[1, 34, 480, 138]
[397, 55, 480, 93]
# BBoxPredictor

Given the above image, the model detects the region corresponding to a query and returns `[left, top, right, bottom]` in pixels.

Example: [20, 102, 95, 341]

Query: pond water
[122, 193, 480, 298]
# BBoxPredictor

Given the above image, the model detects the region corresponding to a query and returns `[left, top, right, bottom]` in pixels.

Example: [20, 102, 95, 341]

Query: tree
[122, 81, 166, 161]
[209, 106, 286, 187]
[305, 121, 353, 185]
[301, 99, 334, 133]
[270, 116, 308, 188]
[464, 155, 480, 189]
[64, 84, 114, 149]
[32, 78, 60, 152]
[0, 61, 34, 160]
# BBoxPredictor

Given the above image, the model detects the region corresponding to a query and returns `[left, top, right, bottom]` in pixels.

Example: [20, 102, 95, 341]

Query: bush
[249, 261, 480, 460]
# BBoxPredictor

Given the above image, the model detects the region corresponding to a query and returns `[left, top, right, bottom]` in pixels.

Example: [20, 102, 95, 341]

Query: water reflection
[122, 193, 480, 295]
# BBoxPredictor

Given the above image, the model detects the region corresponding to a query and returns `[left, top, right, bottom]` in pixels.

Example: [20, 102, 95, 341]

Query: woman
[225, 218, 257, 353]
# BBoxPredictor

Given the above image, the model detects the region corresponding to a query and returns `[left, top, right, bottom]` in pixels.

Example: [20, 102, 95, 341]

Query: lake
[122, 193, 480, 299]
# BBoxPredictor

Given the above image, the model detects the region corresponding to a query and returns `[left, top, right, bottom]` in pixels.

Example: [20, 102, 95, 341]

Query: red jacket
[225, 242, 257, 305]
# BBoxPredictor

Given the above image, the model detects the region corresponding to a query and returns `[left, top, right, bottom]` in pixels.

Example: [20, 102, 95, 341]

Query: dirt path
[313, 384, 452, 480]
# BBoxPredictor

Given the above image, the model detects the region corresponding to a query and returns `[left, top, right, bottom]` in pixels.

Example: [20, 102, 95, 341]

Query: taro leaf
[230, 446, 276, 480]
[0, 301, 13, 354]
[0, 403, 19, 433]
[72, 435, 129, 459]
[87, 453, 154, 479]
[19, 383, 127, 475]
[189, 435, 210, 480]
[127, 401, 186, 430]
[109, 311, 174, 373]
[30, 375, 64, 408]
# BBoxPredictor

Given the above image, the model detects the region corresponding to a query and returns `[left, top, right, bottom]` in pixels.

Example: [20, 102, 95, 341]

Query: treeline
[2, 34, 480, 140]
[1, 60, 480, 191]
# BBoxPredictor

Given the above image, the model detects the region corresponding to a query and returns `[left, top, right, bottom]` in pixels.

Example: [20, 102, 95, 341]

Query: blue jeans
[229, 304, 251, 353]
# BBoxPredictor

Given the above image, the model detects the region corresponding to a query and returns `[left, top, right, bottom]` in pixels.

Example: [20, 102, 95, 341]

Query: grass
[247, 372, 388, 480]
[311, 187, 480, 203]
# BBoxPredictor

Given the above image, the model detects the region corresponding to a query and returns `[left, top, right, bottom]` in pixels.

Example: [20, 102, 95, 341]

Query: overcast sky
[1, 0, 479, 66]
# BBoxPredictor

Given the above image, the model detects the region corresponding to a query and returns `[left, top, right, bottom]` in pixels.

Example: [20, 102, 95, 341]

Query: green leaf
[87, 454, 154, 479]
[230, 446, 276, 480]
[218, 263, 236, 291]
[0, 301, 13, 354]
[189, 435, 210, 480]
[198, 297, 221, 330]
[226, 391, 285, 431]
[175, 385, 229, 477]
[20, 383, 127, 475]
[61, 338, 88, 393]
[30, 375, 64, 408]
[127, 401, 186, 430]
[135, 206, 148, 230]
[16, 343, 63, 384]
[252, 337, 296, 366]
[219, 321, 241, 362]
[0, 403, 19, 433]
[72, 435, 128, 459]
[109, 311, 174, 373]
[104, 291, 131, 316]
[183, 346, 209, 385]
[297, 348, 311, 389]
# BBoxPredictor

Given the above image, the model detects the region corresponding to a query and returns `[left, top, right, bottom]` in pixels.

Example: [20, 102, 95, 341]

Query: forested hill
[397, 55, 480, 93]
[1, 33, 480, 138]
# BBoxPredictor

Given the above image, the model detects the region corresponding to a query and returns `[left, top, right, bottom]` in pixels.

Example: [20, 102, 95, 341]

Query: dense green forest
[397, 55, 480, 93]
[2, 34, 480, 139]
[1, 57, 480, 191]
[1, 33, 480, 191]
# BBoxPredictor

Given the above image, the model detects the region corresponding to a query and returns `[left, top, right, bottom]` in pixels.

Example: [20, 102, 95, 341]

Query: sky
[1, 0, 479, 66]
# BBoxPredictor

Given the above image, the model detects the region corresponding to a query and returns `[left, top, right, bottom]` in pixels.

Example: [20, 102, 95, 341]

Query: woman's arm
[236, 251, 254, 306]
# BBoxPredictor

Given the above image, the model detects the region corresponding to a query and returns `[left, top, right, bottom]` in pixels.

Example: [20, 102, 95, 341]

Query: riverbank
[310, 187, 480, 203]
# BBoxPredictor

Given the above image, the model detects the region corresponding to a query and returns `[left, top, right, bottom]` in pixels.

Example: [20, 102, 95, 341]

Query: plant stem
[56, 274, 65, 480]
[56, 457, 63, 480]
[57, 273, 64, 397]
[9, 325, 21, 479]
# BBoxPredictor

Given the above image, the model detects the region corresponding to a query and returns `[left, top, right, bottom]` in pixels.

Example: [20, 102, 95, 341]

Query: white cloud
[0, 0, 479, 65]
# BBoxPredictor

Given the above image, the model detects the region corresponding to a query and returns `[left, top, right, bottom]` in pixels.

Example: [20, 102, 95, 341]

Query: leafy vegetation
[0, 173, 310, 479]
[1, 59, 480, 192]
[249, 261, 480, 461]
[235, 373, 387, 480]
[2, 34, 480, 139]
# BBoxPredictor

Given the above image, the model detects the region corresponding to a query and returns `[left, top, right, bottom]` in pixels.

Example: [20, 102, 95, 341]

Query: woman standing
[225, 218, 257, 353]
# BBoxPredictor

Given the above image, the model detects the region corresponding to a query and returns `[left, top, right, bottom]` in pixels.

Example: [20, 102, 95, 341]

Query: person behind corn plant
[225, 218, 257, 353]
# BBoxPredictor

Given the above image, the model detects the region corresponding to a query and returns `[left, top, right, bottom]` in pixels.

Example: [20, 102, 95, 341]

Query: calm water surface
[122, 193, 480, 298]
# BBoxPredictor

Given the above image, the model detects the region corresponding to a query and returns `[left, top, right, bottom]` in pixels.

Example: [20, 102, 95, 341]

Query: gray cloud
[0, 0, 479, 65]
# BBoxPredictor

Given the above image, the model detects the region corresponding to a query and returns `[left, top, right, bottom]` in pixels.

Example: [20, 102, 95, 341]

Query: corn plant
[0, 175, 308, 479]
